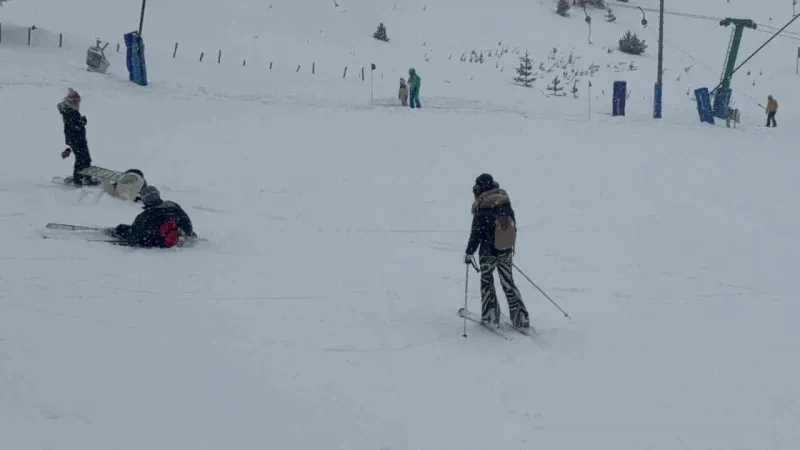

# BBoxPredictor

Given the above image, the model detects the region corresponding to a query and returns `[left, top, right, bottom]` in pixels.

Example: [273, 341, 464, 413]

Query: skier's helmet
[65, 88, 81, 109]
[473, 173, 495, 197]
[139, 185, 162, 206]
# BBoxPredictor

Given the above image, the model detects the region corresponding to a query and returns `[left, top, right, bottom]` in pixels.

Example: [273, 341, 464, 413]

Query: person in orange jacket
[766, 95, 778, 127]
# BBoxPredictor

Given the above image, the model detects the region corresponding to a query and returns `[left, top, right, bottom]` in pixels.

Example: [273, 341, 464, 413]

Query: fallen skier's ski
[43, 222, 208, 247]
[46, 223, 105, 231]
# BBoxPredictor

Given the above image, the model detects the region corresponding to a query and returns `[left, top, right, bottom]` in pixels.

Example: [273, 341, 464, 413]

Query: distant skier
[398, 78, 409, 106]
[407, 68, 421, 109]
[101, 168, 148, 202]
[108, 186, 196, 248]
[765, 95, 778, 127]
[57, 88, 98, 186]
[463, 173, 530, 329]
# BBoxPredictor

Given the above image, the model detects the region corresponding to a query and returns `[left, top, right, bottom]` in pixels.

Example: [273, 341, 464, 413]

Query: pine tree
[547, 75, 566, 96]
[373, 22, 389, 42]
[605, 8, 616, 22]
[557, 0, 570, 16]
[618, 30, 647, 55]
[513, 51, 535, 87]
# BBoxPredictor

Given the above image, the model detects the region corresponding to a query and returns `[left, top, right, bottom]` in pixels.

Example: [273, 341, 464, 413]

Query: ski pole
[512, 263, 572, 320]
[463, 263, 469, 338]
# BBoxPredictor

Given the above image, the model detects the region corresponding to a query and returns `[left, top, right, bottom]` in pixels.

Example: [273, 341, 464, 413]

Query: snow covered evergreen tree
[618, 30, 647, 55]
[546, 75, 566, 96]
[373, 22, 389, 42]
[513, 51, 535, 87]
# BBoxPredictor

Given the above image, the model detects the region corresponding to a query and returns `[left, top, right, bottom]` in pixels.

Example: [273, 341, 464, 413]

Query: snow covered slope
[1, 0, 800, 449]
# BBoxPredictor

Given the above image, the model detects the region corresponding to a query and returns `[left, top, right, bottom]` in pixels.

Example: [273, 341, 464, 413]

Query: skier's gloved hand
[114, 224, 131, 238]
[463, 254, 474, 265]
[61, 148, 72, 159]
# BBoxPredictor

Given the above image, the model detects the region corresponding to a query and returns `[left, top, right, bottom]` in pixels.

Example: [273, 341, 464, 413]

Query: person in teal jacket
[407, 68, 421, 109]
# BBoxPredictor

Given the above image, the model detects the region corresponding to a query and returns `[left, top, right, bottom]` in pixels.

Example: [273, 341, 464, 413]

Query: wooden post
[59, 33, 63, 48]
[342, 66, 348, 79]
[217, 50, 222, 64]
[360, 66, 364, 81]
[117, 43, 120, 52]
[173, 42, 178, 58]
[242, 60, 246, 66]
[269, 61, 273, 69]
[0, 23, 3, 44]
[296, 65, 300, 72]
[199, 52, 204, 62]
[312, 61, 315, 74]
[27, 27, 31, 46]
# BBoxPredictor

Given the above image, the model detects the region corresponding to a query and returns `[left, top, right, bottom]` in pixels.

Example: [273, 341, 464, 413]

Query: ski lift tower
[713, 18, 756, 118]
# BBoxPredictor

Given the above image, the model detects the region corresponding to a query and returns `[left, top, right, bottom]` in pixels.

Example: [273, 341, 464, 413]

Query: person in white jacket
[101, 169, 147, 202]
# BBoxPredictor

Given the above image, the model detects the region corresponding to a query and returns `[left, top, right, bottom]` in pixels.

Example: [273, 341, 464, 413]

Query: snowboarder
[108, 186, 196, 248]
[765, 95, 778, 127]
[101, 168, 147, 202]
[398, 78, 409, 106]
[57, 88, 98, 186]
[463, 173, 530, 329]
[407, 68, 421, 109]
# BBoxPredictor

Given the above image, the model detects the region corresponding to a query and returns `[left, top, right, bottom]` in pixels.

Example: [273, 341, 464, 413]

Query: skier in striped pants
[463, 173, 530, 329]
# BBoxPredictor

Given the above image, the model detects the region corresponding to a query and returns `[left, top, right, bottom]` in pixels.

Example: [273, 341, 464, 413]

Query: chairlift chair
[86, 39, 110, 74]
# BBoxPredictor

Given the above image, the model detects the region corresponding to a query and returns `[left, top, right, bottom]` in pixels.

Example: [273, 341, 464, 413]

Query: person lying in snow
[108, 186, 196, 248]
[100, 169, 148, 202]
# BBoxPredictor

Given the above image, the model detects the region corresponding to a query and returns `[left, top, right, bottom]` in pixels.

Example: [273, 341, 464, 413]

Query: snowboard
[79, 166, 140, 185]
[51, 176, 101, 187]
[51, 167, 139, 188]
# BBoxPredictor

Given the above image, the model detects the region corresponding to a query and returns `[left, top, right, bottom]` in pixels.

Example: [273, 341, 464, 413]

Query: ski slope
[1, 0, 800, 449]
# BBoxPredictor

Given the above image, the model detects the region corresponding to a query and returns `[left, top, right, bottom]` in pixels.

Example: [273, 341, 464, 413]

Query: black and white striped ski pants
[480, 250, 528, 326]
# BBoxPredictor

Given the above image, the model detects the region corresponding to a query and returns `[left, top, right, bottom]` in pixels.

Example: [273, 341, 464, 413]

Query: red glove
[61, 148, 71, 159]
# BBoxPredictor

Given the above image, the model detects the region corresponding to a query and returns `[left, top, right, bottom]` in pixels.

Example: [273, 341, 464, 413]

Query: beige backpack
[493, 208, 516, 250]
[472, 188, 517, 251]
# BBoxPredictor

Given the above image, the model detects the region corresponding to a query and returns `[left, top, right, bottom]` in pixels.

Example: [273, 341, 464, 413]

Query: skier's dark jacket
[57, 102, 88, 151]
[122, 199, 195, 248]
[465, 187, 516, 256]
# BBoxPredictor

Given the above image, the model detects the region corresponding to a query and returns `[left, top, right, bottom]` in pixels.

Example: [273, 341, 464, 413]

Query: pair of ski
[458, 307, 537, 341]
[44, 223, 129, 245]
[52, 166, 140, 187]
[44, 222, 208, 247]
